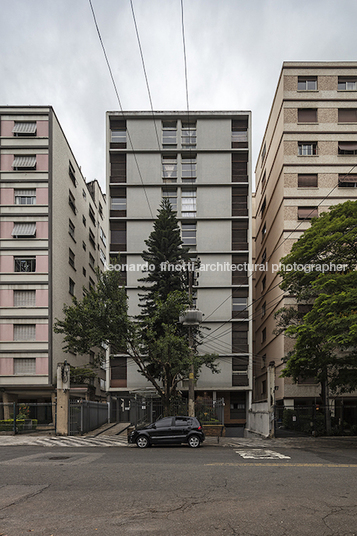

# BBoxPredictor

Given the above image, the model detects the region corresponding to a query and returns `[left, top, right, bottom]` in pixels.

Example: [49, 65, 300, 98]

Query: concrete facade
[253, 62, 357, 413]
[0, 106, 108, 403]
[106, 111, 253, 426]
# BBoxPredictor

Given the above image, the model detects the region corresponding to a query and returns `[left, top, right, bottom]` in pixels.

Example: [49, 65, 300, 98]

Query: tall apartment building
[0, 106, 108, 406]
[253, 62, 357, 413]
[107, 111, 252, 426]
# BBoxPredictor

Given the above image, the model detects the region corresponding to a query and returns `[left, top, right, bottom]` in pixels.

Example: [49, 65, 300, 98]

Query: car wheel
[136, 435, 149, 448]
[188, 434, 201, 448]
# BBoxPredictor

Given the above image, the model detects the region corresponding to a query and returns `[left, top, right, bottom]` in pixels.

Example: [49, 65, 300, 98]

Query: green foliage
[277, 200, 357, 393]
[70, 366, 97, 385]
[0, 419, 38, 431]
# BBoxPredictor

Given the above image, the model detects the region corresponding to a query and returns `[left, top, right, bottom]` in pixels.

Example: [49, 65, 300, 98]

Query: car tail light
[197, 425, 202, 430]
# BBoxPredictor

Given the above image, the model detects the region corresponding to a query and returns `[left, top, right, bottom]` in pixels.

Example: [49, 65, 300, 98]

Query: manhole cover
[48, 456, 70, 460]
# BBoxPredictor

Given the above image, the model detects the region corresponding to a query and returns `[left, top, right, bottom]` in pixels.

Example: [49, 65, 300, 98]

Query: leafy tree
[276, 200, 357, 397]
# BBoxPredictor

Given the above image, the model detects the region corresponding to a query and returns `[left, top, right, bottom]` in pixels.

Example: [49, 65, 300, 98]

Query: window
[111, 197, 126, 211]
[181, 121, 196, 148]
[110, 153, 126, 182]
[15, 189, 36, 205]
[261, 249, 266, 264]
[262, 275, 266, 292]
[100, 248, 106, 265]
[14, 358, 36, 375]
[181, 189, 196, 217]
[110, 221, 126, 251]
[100, 227, 107, 246]
[181, 155, 197, 182]
[82, 241, 87, 251]
[83, 267, 86, 277]
[14, 324, 36, 341]
[99, 202, 103, 219]
[261, 301, 266, 317]
[100, 379, 106, 391]
[14, 257, 36, 272]
[261, 171, 266, 189]
[69, 190, 76, 214]
[261, 328, 266, 343]
[69, 161, 77, 187]
[14, 290, 36, 307]
[111, 130, 126, 143]
[82, 188, 87, 200]
[162, 121, 177, 147]
[89, 252, 95, 270]
[69, 248, 75, 269]
[82, 215, 86, 227]
[69, 278, 75, 296]
[162, 155, 177, 182]
[338, 109, 357, 122]
[338, 142, 357, 155]
[69, 219, 75, 241]
[298, 108, 317, 122]
[338, 77, 357, 91]
[261, 142, 266, 164]
[338, 173, 357, 187]
[298, 142, 317, 156]
[89, 228, 96, 248]
[298, 76, 317, 90]
[232, 322, 248, 353]
[233, 297, 247, 312]
[89, 205, 96, 225]
[162, 188, 177, 211]
[232, 129, 248, 147]
[232, 186, 248, 217]
[181, 222, 196, 246]
[260, 196, 266, 216]
[261, 380, 267, 395]
[12, 155, 37, 170]
[232, 152, 248, 182]
[111, 357, 127, 386]
[232, 356, 249, 372]
[261, 354, 266, 370]
[298, 206, 318, 220]
[261, 222, 266, 242]
[232, 221, 248, 251]
[232, 254, 248, 285]
[298, 174, 318, 187]
[12, 223, 36, 238]
[13, 122, 37, 136]
[89, 276, 95, 289]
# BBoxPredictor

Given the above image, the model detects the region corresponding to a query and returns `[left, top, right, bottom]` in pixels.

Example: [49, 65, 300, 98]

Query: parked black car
[128, 416, 205, 448]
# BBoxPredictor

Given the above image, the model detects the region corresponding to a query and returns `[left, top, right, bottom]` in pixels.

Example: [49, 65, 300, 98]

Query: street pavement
[0, 434, 357, 535]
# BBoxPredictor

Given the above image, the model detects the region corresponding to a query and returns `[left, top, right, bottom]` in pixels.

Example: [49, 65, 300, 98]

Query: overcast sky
[1, 0, 357, 192]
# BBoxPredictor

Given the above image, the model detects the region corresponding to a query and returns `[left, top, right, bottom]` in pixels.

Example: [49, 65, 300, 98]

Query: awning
[339, 175, 357, 183]
[12, 156, 36, 168]
[12, 223, 36, 237]
[12, 122, 37, 135]
[338, 142, 357, 151]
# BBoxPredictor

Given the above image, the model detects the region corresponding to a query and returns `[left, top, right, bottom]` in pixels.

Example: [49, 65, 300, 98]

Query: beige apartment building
[0, 106, 108, 405]
[253, 62, 357, 420]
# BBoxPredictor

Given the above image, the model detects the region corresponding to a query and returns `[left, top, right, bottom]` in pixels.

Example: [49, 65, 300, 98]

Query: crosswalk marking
[235, 449, 291, 460]
[0, 436, 130, 448]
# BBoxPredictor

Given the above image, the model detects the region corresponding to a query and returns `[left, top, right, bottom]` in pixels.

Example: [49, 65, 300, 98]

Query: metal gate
[69, 400, 109, 435]
[0, 402, 56, 434]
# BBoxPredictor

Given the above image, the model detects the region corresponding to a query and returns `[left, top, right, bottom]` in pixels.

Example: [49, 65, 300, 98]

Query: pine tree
[139, 198, 190, 315]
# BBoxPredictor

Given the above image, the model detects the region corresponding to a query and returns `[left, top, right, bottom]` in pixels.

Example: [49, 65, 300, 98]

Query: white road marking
[235, 449, 291, 459]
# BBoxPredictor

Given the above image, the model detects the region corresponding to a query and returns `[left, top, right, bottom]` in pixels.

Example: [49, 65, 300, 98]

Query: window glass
[155, 417, 173, 428]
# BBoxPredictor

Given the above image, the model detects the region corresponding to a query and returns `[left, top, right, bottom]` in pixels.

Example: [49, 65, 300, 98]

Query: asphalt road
[1, 440, 357, 536]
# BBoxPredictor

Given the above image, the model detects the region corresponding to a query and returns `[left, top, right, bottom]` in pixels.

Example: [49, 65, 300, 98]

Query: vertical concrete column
[2, 392, 18, 420]
[56, 363, 70, 436]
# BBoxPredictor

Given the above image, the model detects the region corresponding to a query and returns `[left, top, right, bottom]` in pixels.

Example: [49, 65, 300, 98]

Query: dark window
[262, 328, 266, 343]
[89, 253, 95, 270]
[338, 77, 357, 91]
[69, 220, 75, 241]
[232, 374, 249, 387]
[298, 206, 318, 220]
[298, 174, 318, 187]
[230, 392, 246, 419]
[110, 357, 127, 386]
[69, 190, 76, 214]
[298, 108, 317, 122]
[298, 76, 317, 90]
[260, 196, 266, 216]
[338, 173, 357, 187]
[232, 356, 249, 372]
[232, 322, 248, 353]
[14, 257, 36, 272]
[69, 278, 75, 296]
[83, 267, 86, 277]
[89, 228, 96, 248]
[232, 186, 248, 216]
[232, 254, 248, 285]
[338, 109, 357, 122]
[261, 249, 266, 264]
[110, 118, 126, 148]
[338, 142, 357, 155]
[110, 221, 126, 252]
[110, 153, 126, 183]
[156, 417, 173, 428]
[162, 121, 177, 147]
[69, 248, 75, 269]
[261, 301, 266, 317]
[232, 118, 248, 148]
[89, 205, 96, 225]
[232, 220, 248, 250]
[82, 215, 86, 227]
[261, 142, 266, 165]
[232, 152, 248, 183]
[69, 161, 77, 187]
[261, 222, 266, 242]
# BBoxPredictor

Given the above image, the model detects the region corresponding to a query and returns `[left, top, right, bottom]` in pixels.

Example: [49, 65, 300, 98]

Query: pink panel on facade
[0, 221, 13, 238]
[0, 324, 13, 341]
[36, 289, 48, 306]
[36, 188, 48, 205]
[36, 256, 48, 273]
[36, 357, 48, 375]
[0, 188, 14, 204]
[0, 358, 13, 376]
[0, 289, 13, 306]
[0, 154, 14, 171]
[0, 256, 13, 272]
[36, 221, 48, 239]
[36, 121, 49, 137]
[36, 154, 48, 171]
[36, 324, 48, 341]
[1, 120, 14, 137]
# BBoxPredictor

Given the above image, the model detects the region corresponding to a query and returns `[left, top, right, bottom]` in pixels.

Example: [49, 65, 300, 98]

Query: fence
[118, 396, 225, 427]
[0, 402, 56, 434]
[275, 405, 357, 437]
[69, 400, 109, 435]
